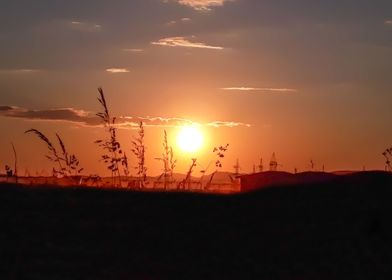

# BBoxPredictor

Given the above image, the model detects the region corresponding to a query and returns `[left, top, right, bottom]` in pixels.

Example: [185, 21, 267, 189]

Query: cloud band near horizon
[0, 69, 41, 74]
[0, 106, 251, 129]
[165, 0, 232, 11]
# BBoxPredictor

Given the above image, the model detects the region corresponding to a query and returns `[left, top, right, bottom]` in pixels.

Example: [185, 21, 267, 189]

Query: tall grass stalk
[178, 158, 197, 190]
[25, 129, 83, 177]
[11, 142, 18, 183]
[56, 133, 83, 176]
[131, 121, 147, 188]
[95, 88, 127, 187]
[26, 129, 64, 176]
[155, 130, 176, 189]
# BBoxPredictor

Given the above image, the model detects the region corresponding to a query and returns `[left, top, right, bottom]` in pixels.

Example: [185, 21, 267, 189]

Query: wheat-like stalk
[131, 121, 147, 188]
[95, 87, 126, 187]
[11, 142, 18, 183]
[178, 158, 197, 190]
[26, 129, 64, 175]
[26, 129, 83, 178]
[56, 133, 83, 176]
[155, 130, 176, 189]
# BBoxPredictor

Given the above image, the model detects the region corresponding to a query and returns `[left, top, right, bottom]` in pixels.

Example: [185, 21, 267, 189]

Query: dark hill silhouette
[293, 171, 338, 182]
[239, 171, 389, 192]
[240, 171, 295, 191]
[200, 171, 236, 182]
[0, 171, 391, 279]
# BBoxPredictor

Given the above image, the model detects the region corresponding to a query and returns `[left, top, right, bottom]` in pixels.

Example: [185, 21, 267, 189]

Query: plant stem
[11, 143, 18, 183]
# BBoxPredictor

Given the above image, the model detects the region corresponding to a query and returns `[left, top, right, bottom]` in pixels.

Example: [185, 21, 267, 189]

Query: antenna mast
[269, 153, 278, 171]
[233, 158, 240, 176]
[258, 157, 263, 172]
[310, 159, 315, 171]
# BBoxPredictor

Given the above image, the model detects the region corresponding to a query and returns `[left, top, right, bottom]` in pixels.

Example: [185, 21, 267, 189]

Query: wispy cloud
[0, 106, 251, 129]
[207, 121, 252, 128]
[166, 0, 232, 11]
[106, 68, 130, 73]
[152, 37, 224, 50]
[166, 17, 192, 26]
[221, 87, 298, 93]
[166, 20, 178, 26]
[385, 19, 392, 25]
[0, 69, 41, 74]
[122, 48, 144, 53]
[69, 21, 102, 32]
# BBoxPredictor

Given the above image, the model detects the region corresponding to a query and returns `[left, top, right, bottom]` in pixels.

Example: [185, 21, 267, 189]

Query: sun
[177, 126, 203, 153]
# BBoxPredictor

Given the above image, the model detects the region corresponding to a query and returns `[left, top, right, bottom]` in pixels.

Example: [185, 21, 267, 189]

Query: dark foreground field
[1, 172, 392, 279]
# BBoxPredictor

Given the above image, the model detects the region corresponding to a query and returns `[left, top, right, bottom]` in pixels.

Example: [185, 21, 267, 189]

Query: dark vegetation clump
[5, 165, 13, 177]
[206, 144, 229, 189]
[20, 88, 234, 190]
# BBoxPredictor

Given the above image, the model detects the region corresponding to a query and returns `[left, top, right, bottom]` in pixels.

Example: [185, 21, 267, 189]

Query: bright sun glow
[177, 126, 203, 153]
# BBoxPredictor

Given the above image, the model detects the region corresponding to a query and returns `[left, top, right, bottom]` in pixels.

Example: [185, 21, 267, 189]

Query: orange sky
[0, 0, 391, 176]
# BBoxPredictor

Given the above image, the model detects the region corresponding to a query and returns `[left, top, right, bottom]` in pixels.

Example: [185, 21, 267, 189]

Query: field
[0, 171, 391, 279]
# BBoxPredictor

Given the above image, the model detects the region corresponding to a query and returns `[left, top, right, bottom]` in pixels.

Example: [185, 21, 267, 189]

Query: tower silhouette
[310, 159, 315, 171]
[269, 153, 278, 171]
[233, 158, 240, 176]
[258, 157, 263, 172]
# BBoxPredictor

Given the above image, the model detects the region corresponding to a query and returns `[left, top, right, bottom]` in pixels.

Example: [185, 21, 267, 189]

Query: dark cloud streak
[0, 106, 251, 129]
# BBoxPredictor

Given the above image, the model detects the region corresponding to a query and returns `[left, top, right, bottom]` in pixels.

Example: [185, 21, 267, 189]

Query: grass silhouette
[95, 88, 128, 186]
[131, 121, 147, 188]
[25, 129, 83, 178]
[155, 130, 176, 189]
